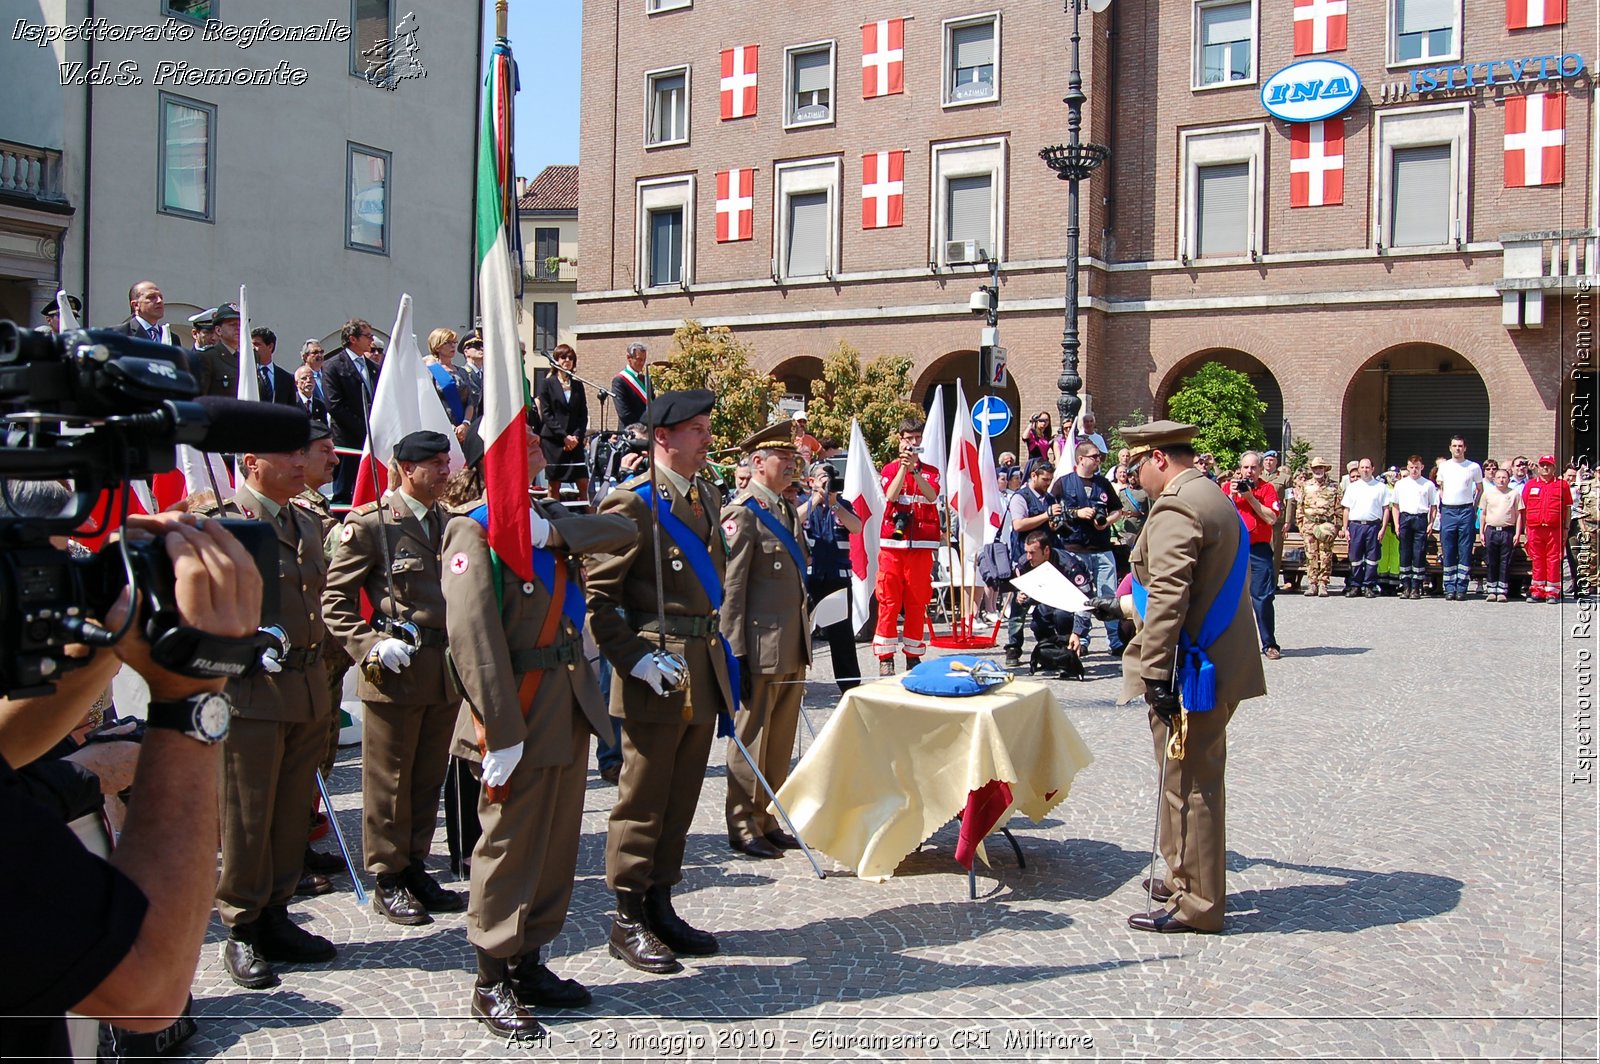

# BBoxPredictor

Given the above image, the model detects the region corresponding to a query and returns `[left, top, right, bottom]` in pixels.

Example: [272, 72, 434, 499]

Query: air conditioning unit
[945, 239, 980, 264]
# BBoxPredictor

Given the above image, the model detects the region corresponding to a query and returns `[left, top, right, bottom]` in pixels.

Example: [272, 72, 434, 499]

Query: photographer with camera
[800, 461, 863, 692]
[1051, 441, 1125, 657]
[0, 511, 263, 1056]
[1228, 451, 1283, 659]
[872, 418, 941, 675]
[1003, 460, 1062, 668]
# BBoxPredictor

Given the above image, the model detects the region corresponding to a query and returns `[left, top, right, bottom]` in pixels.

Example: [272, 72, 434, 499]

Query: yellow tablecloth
[771, 677, 1094, 881]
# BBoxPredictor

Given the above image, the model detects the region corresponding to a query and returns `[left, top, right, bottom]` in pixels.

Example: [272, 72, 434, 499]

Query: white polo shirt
[1341, 477, 1390, 521]
[1391, 475, 1439, 515]
[1438, 458, 1483, 505]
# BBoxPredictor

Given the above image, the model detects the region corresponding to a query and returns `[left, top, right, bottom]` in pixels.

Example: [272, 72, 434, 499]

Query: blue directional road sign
[971, 395, 1012, 438]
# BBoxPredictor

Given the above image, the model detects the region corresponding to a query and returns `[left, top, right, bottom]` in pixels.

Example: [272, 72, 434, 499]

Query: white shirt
[1341, 478, 1390, 521]
[1391, 475, 1439, 515]
[1437, 458, 1482, 506]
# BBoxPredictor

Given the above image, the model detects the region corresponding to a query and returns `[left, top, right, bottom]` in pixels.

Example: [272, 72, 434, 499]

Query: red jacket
[1521, 476, 1571, 527]
[880, 460, 941, 548]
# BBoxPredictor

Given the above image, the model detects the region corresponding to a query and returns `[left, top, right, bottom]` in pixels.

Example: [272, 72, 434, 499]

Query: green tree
[1287, 436, 1314, 478]
[804, 340, 922, 465]
[650, 321, 784, 453]
[1104, 409, 1147, 461]
[1165, 362, 1268, 471]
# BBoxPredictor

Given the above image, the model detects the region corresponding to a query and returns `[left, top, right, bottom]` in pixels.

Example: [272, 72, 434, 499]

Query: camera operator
[799, 462, 863, 692]
[1011, 530, 1094, 670]
[0, 512, 263, 1055]
[872, 418, 940, 675]
[1227, 451, 1283, 660]
[1004, 460, 1061, 668]
[1051, 441, 1125, 656]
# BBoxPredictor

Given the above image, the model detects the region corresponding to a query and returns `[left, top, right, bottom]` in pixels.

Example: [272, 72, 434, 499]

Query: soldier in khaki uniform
[1120, 421, 1267, 934]
[719, 421, 810, 859]
[323, 430, 465, 925]
[1296, 457, 1342, 596]
[212, 438, 338, 989]
[1262, 451, 1294, 589]
[441, 433, 635, 1038]
[588, 390, 735, 975]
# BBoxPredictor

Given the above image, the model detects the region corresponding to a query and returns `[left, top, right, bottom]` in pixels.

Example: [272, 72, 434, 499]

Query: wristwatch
[145, 691, 233, 745]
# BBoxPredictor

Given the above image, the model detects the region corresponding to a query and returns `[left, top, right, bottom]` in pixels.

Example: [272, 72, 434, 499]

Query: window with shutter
[533, 303, 558, 354]
[786, 192, 830, 277]
[649, 207, 683, 286]
[1389, 144, 1451, 247]
[533, 228, 560, 281]
[946, 175, 993, 254]
[1394, 0, 1454, 62]
[946, 18, 997, 103]
[1196, 162, 1249, 257]
[1197, 1, 1252, 86]
[789, 47, 833, 124]
[647, 69, 688, 145]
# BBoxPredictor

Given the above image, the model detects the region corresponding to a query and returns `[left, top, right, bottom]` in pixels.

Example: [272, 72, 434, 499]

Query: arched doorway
[771, 354, 825, 406]
[914, 349, 1022, 457]
[1345, 345, 1488, 468]
[1156, 348, 1285, 451]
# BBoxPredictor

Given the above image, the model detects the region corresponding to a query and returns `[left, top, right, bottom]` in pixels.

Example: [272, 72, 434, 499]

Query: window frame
[644, 64, 692, 148]
[636, 174, 695, 291]
[646, 0, 692, 12]
[162, 0, 215, 24]
[1372, 102, 1469, 251]
[929, 137, 1007, 267]
[1191, 0, 1258, 91]
[533, 227, 560, 281]
[345, 141, 392, 256]
[772, 157, 842, 282]
[941, 12, 1001, 109]
[156, 91, 216, 223]
[532, 302, 559, 354]
[1387, 0, 1462, 69]
[783, 40, 837, 130]
[350, 0, 393, 81]
[1177, 123, 1266, 262]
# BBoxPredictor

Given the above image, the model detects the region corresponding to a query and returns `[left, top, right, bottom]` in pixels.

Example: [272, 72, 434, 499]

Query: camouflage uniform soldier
[1297, 457, 1342, 596]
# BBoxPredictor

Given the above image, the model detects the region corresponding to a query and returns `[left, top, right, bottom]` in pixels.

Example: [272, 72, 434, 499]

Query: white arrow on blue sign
[971, 395, 1012, 438]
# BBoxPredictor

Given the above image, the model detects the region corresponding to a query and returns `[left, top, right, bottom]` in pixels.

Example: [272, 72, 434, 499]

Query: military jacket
[720, 489, 812, 676]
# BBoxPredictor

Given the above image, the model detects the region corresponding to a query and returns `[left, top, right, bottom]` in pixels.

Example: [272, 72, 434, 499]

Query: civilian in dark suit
[293, 366, 330, 423]
[610, 342, 653, 430]
[113, 280, 172, 343]
[322, 318, 382, 502]
[535, 343, 590, 503]
[250, 328, 299, 407]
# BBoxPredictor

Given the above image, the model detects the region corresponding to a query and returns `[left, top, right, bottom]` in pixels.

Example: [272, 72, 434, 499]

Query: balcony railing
[0, 140, 65, 203]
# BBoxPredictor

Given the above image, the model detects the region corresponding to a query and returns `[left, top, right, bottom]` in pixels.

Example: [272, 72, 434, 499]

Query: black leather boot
[255, 905, 336, 963]
[512, 950, 593, 1008]
[221, 921, 278, 990]
[642, 885, 718, 957]
[471, 949, 542, 1038]
[608, 891, 681, 974]
[372, 874, 432, 926]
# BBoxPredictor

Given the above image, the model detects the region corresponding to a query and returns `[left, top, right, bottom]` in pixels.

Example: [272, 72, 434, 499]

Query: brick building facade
[577, 0, 1595, 467]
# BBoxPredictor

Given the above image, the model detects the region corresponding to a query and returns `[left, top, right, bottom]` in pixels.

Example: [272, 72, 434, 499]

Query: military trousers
[725, 670, 803, 842]
[1148, 699, 1236, 933]
[361, 698, 459, 876]
[606, 715, 716, 894]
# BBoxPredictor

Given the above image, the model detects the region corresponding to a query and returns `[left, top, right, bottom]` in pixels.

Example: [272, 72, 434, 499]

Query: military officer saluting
[720, 421, 810, 859]
[323, 429, 466, 925]
[588, 389, 735, 975]
[210, 432, 338, 989]
[440, 429, 636, 1037]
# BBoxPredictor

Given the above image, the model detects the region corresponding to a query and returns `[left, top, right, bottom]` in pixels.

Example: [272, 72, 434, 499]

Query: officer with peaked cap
[194, 301, 241, 397]
[587, 389, 735, 975]
[719, 420, 810, 859]
[39, 294, 81, 334]
[323, 429, 466, 926]
[1118, 420, 1265, 934]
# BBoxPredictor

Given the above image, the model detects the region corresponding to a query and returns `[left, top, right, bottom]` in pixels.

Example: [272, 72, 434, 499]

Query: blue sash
[429, 363, 464, 424]
[742, 497, 807, 572]
[635, 484, 739, 735]
[1130, 515, 1249, 712]
[467, 504, 584, 628]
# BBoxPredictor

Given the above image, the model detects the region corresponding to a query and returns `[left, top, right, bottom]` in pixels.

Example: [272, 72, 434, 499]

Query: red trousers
[1526, 524, 1564, 599]
[874, 547, 934, 658]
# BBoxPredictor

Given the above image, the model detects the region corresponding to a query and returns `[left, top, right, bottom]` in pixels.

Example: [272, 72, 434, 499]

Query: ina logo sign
[1261, 59, 1361, 123]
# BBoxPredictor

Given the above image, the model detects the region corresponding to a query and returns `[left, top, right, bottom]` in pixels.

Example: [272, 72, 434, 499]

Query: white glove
[371, 638, 415, 673]
[630, 652, 684, 696]
[481, 741, 524, 788]
[528, 508, 552, 548]
[259, 650, 283, 674]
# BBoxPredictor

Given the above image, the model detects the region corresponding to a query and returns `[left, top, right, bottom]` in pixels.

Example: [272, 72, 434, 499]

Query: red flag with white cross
[1289, 118, 1344, 207]
[719, 45, 758, 120]
[715, 168, 754, 242]
[861, 18, 905, 98]
[1293, 0, 1347, 55]
[1504, 92, 1565, 187]
[862, 150, 905, 229]
[1507, 0, 1566, 29]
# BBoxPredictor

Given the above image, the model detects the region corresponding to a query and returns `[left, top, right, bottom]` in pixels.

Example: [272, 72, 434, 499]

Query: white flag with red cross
[862, 150, 905, 229]
[719, 45, 759, 120]
[1293, 0, 1347, 55]
[1507, 0, 1566, 29]
[1504, 92, 1565, 188]
[1289, 118, 1345, 207]
[861, 18, 905, 98]
[715, 168, 754, 242]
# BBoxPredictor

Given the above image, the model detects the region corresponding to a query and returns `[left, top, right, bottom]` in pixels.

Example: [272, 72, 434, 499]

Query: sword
[642, 398, 688, 688]
[313, 769, 368, 906]
[729, 725, 827, 879]
[355, 367, 417, 682]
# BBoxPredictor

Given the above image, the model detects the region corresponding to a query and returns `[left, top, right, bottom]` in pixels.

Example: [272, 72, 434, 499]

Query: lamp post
[1039, 0, 1111, 432]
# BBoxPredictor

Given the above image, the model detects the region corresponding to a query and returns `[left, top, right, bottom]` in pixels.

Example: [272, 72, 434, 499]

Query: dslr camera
[889, 508, 914, 540]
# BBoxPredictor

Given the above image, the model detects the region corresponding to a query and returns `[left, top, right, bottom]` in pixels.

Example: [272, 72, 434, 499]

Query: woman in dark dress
[535, 343, 589, 504]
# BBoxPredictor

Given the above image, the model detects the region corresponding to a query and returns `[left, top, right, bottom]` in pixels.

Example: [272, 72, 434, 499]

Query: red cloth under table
[956, 779, 1062, 869]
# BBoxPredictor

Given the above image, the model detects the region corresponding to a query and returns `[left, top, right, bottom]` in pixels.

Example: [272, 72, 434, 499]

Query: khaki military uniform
[441, 499, 635, 958]
[1264, 468, 1294, 581]
[322, 493, 458, 877]
[588, 470, 735, 894]
[212, 487, 332, 928]
[719, 489, 811, 844]
[1122, 467, 1267, 932]
[292, 489, 352, 782]
[1297, 477, 1343, 591]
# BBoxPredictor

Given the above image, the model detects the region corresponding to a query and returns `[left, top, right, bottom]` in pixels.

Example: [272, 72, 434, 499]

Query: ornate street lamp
[1039, 0, 1111, 430]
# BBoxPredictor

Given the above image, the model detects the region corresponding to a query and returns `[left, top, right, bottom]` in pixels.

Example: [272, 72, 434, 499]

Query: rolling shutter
[1390, 144, 1451, 247]
[1385, 374, 1489, 468]
[786, 191, 830, 277]
[1197, 162, 1249, 257]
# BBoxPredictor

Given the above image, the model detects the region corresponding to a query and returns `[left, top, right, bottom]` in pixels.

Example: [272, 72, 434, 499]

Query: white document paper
[811, 587, 849, 630]
[1010, 562, 1092, 615]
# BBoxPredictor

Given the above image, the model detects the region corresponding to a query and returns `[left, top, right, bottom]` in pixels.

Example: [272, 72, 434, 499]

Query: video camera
[0, 324, 305, 697]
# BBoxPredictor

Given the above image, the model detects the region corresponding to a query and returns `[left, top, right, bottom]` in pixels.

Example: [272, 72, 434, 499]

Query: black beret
[393, 429, 451, 462]
[306, 420, 332, 443]
[644, 389, 715, 428]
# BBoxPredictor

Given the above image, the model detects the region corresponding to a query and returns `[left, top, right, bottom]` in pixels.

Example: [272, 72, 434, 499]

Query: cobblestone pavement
[182, 593, 1597, 1062]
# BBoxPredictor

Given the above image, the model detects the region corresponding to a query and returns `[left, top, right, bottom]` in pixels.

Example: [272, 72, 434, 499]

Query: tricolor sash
[1130, 515, 1249, 712]
[618, 366, 651, 407]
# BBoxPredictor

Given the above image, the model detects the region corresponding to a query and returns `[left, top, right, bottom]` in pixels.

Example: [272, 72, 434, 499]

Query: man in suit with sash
[587, 389, 734, 975]
[1119, 420, 1266, 934]
[609, 342, 654, 429]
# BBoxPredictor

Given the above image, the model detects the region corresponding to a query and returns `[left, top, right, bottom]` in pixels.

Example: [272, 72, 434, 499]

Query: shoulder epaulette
[351, 501, 380, 516]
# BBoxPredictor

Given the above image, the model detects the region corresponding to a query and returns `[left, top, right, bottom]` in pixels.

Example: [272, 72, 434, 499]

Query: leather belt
[509, 640, 584, 671]
[626, 608, 720, 638]
[278, 646, 323, 670]
[1349, 518, 1381, 525]
[375, 618, 448, 647]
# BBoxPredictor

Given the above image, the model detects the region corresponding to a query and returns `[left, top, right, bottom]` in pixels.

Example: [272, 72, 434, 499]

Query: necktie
[146, 324, 159, 341]
[260, 366, 273, 399]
